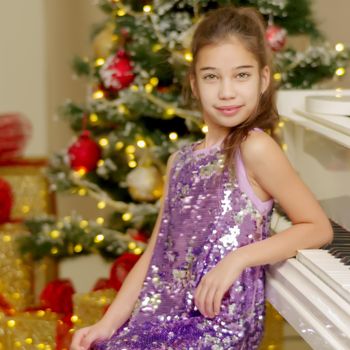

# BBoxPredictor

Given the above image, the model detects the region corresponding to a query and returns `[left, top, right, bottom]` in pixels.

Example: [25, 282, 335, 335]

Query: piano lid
[276, 90, 350, 231]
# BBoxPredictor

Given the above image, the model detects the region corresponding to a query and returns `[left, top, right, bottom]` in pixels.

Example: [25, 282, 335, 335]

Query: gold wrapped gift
[0, 159, 55, 219]
[72, 289, 116, 330]
[0, 310, 57, 350]
[0, 223, 34, 311]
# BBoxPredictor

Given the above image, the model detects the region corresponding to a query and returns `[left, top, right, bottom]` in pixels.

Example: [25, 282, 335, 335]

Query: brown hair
[183, 6, 279, 171]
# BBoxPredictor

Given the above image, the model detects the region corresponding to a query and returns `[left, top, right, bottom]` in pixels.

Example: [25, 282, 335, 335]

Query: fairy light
[25, 338, 33, 345]
[131, 85, 139, 91]
[78, 188, 87, 196]
[169, 132, 178, 141]
[74, 244, 83, 253]
[335, 67, 346, 76]
[152, 43, 162, 52]
[273, 72, 282, 81]
[97, 159, 105, 167]
[128, 160, 137, 168]
[125, 145, 136, 154]
[95, 58, 105, 67]
[50, 230, 60, 239]
[99, 138, 109, 147]
[73, 168, 87, 177]
[115, 141, 124, 150]
[71, 315, 79, 323]
[184, 52, 193, 62]
[50, 247, 58, 255]
[143, 5, 152, 13]
[7, 320, 16, 327]
[201, 125, 209, 133]
[278, 121, 284, 128]
[150, 77, 159, 86]
[37, 344, 45, 349]
[22, 205, 30, 213]
[122, 212, 132, 221]
[36, 310, 45, 317]
[282, 143, 288, 152]
[94, 234, 105, 243]
[128, 241, 137, 249]
[134, 247, 143, 254]
[118, 104, 127, 114]
[335, 43, 345, 52]
[3, 235, 11, 242]
[79, 220, 88, 229]
[128, 153, 135, 160]
[165, 108, 175, 117]
[89, 113, 99, 123]
[97, 201, 106, 209]
[145, 83, 153, 93]
[92, 90, 104, 99]
[137, 139, 146, 148]
[14, 341, 22, 347]
[96, 217, 105, 225]
[117, 9, 126, 16]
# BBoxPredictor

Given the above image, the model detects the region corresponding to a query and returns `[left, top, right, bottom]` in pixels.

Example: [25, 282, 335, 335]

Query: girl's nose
[218, 79, 236, 99]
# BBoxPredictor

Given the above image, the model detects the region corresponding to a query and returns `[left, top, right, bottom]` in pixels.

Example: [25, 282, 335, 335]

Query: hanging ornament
[0, 113, 32, 162]
[126, 165, 164, 202]
[265, 23, 287, 52]
[68, 130, 101, 173]
[109, 253, 141, 291]
[92, 22, 117, 59]
[0, 177, 13, 224]
[99, 50, 135, 92]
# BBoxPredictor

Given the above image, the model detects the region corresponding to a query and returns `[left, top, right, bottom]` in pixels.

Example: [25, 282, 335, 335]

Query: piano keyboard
[271, 208, 350, 304]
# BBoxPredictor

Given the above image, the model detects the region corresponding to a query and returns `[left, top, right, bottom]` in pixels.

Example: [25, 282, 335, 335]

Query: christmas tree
[20, 0, 350, 261]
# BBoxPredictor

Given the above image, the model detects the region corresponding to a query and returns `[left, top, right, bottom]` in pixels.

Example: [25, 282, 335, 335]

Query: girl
[71, 6, 332, 350]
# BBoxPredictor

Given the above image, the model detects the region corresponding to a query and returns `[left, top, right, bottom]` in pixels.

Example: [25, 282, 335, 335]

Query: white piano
[267, 90, 350, 350]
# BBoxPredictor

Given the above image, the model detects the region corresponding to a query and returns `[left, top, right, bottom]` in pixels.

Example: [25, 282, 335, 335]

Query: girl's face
[190, 36, 270, 136]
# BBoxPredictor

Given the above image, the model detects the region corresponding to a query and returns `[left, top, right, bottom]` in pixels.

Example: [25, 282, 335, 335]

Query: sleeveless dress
[93, 131, 274, 350]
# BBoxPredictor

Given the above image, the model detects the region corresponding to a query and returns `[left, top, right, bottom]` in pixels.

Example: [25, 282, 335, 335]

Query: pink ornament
[265, 24, 287, 52]
[99, 50, 135, 92]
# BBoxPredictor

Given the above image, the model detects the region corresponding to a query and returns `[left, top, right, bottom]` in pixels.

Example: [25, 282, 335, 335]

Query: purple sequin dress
[93, 133, 274, 350]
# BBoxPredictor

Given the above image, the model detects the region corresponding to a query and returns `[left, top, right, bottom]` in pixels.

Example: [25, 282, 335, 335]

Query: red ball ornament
[0, 113, 32, 161]
[68, 130, 101, 173]
[99, 50, 135, 92]
[0, 177, 13, 224]
[265, 24, 287, 52]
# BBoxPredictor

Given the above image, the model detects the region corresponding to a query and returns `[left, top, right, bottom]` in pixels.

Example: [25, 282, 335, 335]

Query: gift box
[0, 223, 34, 311]
[72, 289, 116, 330]
[0, 310, 57, 350]
[0, 159, 55, 220]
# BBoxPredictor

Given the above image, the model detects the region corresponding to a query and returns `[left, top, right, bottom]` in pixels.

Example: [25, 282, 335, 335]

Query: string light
[137, 139, 146, 148]
[79, 220, 88, 229]
[122, 212, 132, 221]
[50, 247, 58, 255]
[3, 235, 11, 242]
[92, 90, 104, 99]
[25, 338, 33, 345]
[50, 230, 60, 239]
[282, 143, 288, 151]
[95, 58, 105, 67]
[278, 121, 284, 128]
[115, 141, 124, 150]
[169, 132, 178, 141]
[128, 160, 137, 168]
[22, 205, 30, 214]
[99, 138, 109, 147]
[165, 108, 175, 117]
[118, 104, 128, 114]
[335, 67, 346, 76]
[94, 234, 105, 243]
[145, 83, 153, 93]
[134, 247, 143, 254]
[335, 43, 345, 52]
[143, 5, 153, 13]
[184, 52, 193, 62]
[150, 77, 159, 86]
[116, 9, 126, 16]
[201, 125, 208, 134]
[128, 242, 137, 249]
[78, 188, 87, 196]
[96, 217, 105, 225]
[71, 315, 79, 323]
[74, 244, 83, 253]
[97, 159, 105, 167]
[152, 43, 162, 52]
[273, 72, 282, 81]
[89, 113, 99, 123]
[73, 168, 87, 177]
[125, 145, 136, 154]
[131, 85, 139, 91]
[97, 201, 106, 209]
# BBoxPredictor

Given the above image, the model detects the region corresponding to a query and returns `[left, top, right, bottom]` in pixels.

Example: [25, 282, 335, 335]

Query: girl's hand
[194, 253, 245, 318]
[70, 320, 115, 350]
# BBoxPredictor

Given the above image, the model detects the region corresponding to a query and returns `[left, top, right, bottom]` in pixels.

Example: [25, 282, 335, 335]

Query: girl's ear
[260, 65, 270, 95]
[189, 73, 198, 99]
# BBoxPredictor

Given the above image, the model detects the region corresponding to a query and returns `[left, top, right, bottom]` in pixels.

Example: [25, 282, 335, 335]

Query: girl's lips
[215, 105, 242, 116]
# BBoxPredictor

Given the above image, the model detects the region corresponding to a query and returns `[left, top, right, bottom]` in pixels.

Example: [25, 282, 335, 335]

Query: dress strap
[235, 131, 274, 215]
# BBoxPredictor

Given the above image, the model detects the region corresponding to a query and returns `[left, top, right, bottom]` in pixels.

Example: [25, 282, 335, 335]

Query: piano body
[267, 89, 350, 350]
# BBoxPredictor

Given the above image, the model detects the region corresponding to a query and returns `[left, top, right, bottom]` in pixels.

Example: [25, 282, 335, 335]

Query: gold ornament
[92, 23, 117, 59]
[126, 166, 164, 202]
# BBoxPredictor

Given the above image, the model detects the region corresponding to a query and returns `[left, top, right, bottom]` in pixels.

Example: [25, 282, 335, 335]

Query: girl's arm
[234, 130, 333, 268]
[97, 151, 178, 331]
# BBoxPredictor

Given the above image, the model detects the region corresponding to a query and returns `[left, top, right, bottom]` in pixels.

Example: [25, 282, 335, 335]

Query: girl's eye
[236, 72, 250, 80]
[203, 74, 218, 80]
